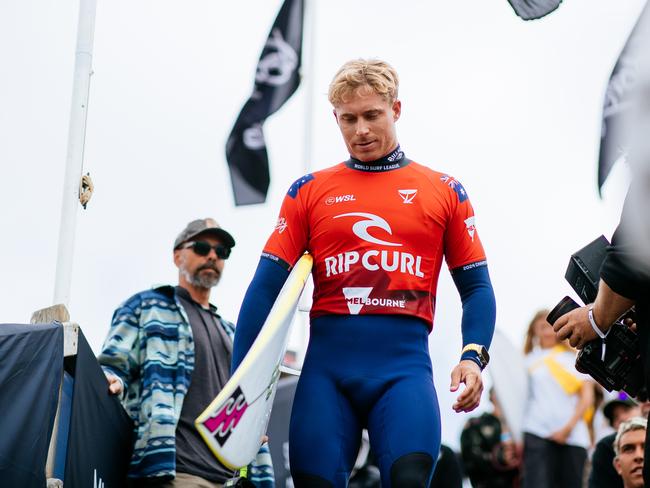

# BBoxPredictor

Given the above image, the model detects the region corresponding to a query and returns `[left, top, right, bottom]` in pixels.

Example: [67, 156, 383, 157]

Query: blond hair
[328, 59, 399, 105]
[523, 309, 551, 354]
[614, 417, 647, 456]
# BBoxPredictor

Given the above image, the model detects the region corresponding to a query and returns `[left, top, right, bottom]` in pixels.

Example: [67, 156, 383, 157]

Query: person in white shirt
[521, 309, 594, 488]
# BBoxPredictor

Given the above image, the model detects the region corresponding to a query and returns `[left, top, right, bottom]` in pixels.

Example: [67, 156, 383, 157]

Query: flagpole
[301, 0, 316, 175]
[297, 0, 316, 365]
[53, 0, 98, 306]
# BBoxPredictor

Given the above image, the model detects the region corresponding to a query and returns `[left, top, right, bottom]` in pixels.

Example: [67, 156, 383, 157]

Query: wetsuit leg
[289, 368, 361, 488]
[289, 314, 440, 488]
[367, 369, 441, 487]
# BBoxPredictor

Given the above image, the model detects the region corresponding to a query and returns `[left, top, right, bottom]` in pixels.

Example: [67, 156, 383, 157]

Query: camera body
[547, 236, 645, 399]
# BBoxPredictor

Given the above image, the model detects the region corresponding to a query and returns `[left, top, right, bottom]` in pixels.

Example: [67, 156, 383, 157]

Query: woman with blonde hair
[521, 309, 594, 488]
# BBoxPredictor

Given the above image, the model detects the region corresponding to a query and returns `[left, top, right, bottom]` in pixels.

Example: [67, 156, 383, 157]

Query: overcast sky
[0, 0, 645, 449]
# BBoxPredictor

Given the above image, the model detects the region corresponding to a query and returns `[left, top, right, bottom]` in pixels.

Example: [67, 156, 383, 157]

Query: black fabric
[460, 413, 520, 487]
[0, 323, 62, 488]
[175, 287, 233, 483]
[344, 146, 410, 173]
[226, 0, 304, 205]
[267, 377, 298, 487]
[389, 452, 434, 488]
[589, 433, 622, 488]
[507, 0, 562, 20]
[430, 446, 463, 488]
[292, 472, 334, 488]
[600, 185, 650, 398]
[600, 186, 650, 301]
[522, 433, 586, 488]
[597, 3, 650, 192]
[64, 329, 133, 488]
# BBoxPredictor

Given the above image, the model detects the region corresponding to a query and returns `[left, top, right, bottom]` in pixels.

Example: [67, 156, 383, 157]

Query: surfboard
[195, 253, 313, 469]
[489, 328, 528, 443]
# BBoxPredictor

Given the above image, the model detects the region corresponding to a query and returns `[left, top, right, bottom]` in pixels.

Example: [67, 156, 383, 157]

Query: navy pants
[289, 315, 441, 487]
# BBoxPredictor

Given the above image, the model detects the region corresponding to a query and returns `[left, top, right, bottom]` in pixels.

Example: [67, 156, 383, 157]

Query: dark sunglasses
[182, 241, 231, 259]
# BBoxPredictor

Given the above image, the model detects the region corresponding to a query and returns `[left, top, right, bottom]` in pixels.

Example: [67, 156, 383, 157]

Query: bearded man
[99, 218, 273, 488]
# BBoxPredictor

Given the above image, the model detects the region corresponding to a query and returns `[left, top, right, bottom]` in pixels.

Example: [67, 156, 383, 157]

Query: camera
[547, 236, 645, 399]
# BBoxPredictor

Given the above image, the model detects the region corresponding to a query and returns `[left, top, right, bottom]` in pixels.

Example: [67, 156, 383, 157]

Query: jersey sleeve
[442, 177, 487, 272]
[262, 174, 313, 270]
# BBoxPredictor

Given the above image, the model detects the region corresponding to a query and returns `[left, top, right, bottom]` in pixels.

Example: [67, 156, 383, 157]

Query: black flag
[507, 0, 562, 20]
[598, 2, 650, 194]
[226, 0, 304, 205]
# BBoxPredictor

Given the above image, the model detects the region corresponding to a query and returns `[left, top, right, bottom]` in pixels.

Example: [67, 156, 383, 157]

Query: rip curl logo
[203, 386, 248, 447]
[465, 216, 476, 242]
[255, 29, 298, 87]
[333, 212, 402, 247]
[398, 189, 417, 204]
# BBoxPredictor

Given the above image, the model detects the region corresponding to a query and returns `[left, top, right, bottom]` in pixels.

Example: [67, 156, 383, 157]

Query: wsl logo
[203, 386, 249, 447]
[325, 194, 356, 205]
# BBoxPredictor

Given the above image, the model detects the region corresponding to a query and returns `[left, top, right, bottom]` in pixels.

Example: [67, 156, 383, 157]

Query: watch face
[480, 346, 490, 365]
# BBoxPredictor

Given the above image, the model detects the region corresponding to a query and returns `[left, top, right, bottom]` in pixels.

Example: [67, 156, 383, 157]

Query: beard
[181, 262, 221, 289]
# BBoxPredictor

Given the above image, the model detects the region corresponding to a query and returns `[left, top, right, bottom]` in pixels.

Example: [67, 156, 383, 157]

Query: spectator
[613, 417, 647, 488]
[460, 389, 520, 487]
[521, 310, 593, 488]
[590, 400, 648, 488]
[99, 218, 273, 487]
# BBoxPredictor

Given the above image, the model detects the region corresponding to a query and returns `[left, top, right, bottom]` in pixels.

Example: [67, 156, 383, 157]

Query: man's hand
[548, 425, 572, 445]
[105, 372, 123, 395]
[552, 306, 599, 349]
[450, 359, 483, 413]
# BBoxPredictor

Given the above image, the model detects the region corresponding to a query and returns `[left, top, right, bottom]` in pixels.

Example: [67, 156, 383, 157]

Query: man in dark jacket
[590, 398, 645, 488]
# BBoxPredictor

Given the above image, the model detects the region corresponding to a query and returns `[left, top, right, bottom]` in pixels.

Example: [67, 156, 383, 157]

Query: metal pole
[53, 0, 98, 306]
[296, 0, 317, 366]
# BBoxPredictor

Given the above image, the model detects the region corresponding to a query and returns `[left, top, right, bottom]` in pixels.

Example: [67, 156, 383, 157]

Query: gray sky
[0, 0, 645, 449]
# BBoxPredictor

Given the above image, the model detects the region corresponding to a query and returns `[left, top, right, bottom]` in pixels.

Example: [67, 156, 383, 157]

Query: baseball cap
[604, 397, 638, 426]
[173, 218, 236, 250]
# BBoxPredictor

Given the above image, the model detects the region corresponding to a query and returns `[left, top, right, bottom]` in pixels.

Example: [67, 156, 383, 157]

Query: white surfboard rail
[195, 253, 313, 469]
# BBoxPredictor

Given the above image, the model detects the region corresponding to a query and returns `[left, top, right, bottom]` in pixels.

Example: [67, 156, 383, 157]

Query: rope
[79, 173, 94, 209]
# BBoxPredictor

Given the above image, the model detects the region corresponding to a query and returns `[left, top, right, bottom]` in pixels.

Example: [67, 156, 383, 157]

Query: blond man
[233, 59, 496, 487]
[614, 417, 646, 488]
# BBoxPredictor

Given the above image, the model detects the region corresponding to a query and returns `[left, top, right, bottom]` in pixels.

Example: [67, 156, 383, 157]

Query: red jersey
[262, 149, 487, 328]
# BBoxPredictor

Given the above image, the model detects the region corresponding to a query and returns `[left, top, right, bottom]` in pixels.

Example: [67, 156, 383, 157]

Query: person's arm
[98, 300, 141, 396]
[449, 265, 497, 412]
[592, 280, 635, 331]
[548, 381, 594, 444]
[231, 258, 289, 372]
[553, 280, 634, 349]
[441, 176, 496, 413]
[554, 187, 645, 348]
[231, 174, 312, 373]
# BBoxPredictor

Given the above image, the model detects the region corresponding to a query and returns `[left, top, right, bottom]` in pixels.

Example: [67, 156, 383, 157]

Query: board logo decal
[203, 386, 249, 446]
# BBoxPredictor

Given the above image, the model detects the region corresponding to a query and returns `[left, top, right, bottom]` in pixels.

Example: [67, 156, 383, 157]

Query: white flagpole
[53, 0, 98, 306]
[296, 0, 317, 366]
[301, 0, 317, 175]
